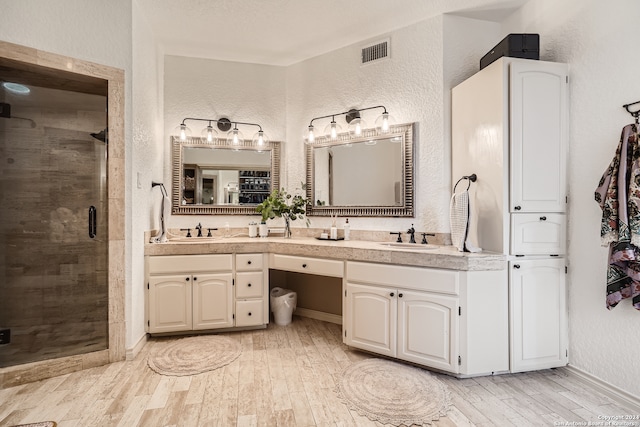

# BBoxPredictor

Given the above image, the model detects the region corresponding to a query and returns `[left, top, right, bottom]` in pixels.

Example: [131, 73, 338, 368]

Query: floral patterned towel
[595, 124, 640, 310]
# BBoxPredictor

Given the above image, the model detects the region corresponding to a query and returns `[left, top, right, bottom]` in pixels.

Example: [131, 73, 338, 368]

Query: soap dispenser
[344, 218, 350, 241]
[330, 215, 338, 240]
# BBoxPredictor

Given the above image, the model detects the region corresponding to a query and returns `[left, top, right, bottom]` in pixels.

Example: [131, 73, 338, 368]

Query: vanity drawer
[148, 254, 233, 274]
[235, 300, 264, 327]
[236, 271, 263, 299]
[511, 213, 566, 255]
[346, 261, 459, 295]
[236, 253, 264, 271]
[269, 254, 344, 278]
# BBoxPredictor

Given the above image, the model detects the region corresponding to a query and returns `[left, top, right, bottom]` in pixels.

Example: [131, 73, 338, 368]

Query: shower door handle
[89, 206, 97, 238]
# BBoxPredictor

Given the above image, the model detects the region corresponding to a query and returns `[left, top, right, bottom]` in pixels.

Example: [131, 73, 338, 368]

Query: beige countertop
[145, 236, 506, 271]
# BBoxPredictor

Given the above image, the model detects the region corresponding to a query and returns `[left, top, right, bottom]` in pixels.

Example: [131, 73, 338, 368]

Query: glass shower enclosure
[0, 64, 109, 368]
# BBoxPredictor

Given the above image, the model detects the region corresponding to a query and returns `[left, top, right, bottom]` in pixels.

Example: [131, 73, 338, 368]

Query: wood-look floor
[0, 316, 635, 427]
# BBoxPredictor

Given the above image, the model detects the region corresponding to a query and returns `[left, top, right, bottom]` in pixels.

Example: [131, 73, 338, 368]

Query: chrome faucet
[407, 224, 416, 243]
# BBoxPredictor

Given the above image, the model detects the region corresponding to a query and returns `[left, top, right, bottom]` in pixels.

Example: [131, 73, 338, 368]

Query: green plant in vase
[256, 184, 309, 238]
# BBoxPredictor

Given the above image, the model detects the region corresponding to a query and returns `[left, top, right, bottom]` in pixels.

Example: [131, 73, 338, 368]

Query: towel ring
[453, 173, 477, 192]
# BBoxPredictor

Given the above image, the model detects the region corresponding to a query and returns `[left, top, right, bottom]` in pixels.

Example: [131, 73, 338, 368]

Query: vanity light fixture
[252, 129, 267, 148]
[323, 117, 342, 141]
[227, 124, 244, 146]
[305, 105, 394, 142]
[375, 111, 396, 133]
[201, 121, 218, 142]
[174, 117, 268, 147]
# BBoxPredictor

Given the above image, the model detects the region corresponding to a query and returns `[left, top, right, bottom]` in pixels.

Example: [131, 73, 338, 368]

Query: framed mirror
[171, 136, 280, 215]
[305, 122, 414, 217]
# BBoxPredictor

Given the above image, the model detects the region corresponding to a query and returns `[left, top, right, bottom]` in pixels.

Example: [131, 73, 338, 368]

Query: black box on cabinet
[480, 33, 540, 70]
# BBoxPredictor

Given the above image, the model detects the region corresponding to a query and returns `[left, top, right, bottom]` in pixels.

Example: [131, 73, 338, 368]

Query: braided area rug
[336, 358, 451, 426]
[147, 335, 241, 376]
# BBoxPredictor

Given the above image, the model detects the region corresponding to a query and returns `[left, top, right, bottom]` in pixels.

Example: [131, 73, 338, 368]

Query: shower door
[0, 79, 109, 367]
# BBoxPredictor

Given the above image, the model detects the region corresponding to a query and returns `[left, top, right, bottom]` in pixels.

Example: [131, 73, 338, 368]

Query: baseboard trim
[295, 308, 342, 325]
[126, 333, 148, 361]
[564, 364, 640, 413]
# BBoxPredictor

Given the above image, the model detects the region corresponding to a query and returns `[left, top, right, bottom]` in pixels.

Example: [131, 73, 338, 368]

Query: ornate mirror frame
[305, 122, 415, 217]
[171, 136, 280, 215]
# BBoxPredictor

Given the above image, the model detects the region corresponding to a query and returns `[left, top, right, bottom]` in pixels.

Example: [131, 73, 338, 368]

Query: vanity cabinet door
[344, 282, 397, 357]
[509, 60, 568, 213]
[397, 290, 458, 373]
[510, 259, 567, 372]
[192, 273, 233, 330]
[148, 275, 192, 333]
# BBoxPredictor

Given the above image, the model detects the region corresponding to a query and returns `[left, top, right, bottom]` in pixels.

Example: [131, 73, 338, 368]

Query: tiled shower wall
[0, 89, 109, 367]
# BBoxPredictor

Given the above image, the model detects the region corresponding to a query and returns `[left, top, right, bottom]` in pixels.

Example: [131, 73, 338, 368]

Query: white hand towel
[450, 191, 469, 252]
[450, 189, 482, 253]
[465, 191, 481, 253]
[150, 193, 170, 243]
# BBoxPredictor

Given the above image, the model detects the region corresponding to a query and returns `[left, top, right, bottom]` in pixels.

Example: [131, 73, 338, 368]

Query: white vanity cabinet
[146, 253, 269, 334]
[344, 261, 508, 376]
[235, 253, 268, 327]
[146, 254, 233, 334]
[452, 57, 569, 373]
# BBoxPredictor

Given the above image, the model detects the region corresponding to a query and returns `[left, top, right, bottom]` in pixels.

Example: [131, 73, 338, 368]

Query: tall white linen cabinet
[451, 57, 569, 373]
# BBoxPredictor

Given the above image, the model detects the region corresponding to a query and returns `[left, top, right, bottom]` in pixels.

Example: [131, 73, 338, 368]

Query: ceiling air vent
[361, 39, 390, 65]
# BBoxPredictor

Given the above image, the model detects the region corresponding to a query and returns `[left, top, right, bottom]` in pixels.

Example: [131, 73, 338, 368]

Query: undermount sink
[378, 242, 439, 250]
[168, 237, 221, 243]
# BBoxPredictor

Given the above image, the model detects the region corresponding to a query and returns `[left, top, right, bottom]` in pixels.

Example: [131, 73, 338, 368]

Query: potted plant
[256, 184, 309, 238]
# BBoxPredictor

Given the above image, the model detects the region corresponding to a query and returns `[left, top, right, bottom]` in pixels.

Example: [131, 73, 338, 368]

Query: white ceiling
[138, 0, 528, 66]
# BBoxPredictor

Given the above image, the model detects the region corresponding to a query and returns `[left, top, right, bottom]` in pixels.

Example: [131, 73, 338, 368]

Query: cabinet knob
[193, 277, 197, 281]
[399, 293, 403, 298]
[514, 206, 522, 210]
[247, 260, 252, 265]
[302, 263, 307, 268]
[390, 292, 395, 297]
[248, 312, 252, 316]
[247, 283, 252, 287]
[540, 216, 547, 221]
[186, 277, 190, 281]
[513, 264, 521, 269]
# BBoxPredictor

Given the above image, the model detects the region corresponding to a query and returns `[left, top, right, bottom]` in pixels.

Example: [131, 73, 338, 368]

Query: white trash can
[270, 287, 297, 326]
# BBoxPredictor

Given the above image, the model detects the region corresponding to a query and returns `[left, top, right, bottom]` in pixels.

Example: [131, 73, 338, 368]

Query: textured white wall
[286, 17, 448, 233]
[161, 16, 500, 236]
[131, 2, 163, 350]
[163, 55, 287, 229]
[503, 0, 640, 397]
[0, 1, 136, 350]
[0, 1, 131, 70]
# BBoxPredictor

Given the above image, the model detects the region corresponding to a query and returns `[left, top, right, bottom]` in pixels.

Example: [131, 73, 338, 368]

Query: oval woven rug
[336, 358, 451, 426]
[147, 335, 241, 376]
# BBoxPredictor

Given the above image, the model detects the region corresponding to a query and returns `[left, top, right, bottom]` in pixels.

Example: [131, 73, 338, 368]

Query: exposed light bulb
[308, 125, 315, 143]
[179, 125, 187, 141]
[330, 122, 338, 140]
[206, 126, 214, 142]
[257, 131, 265, 146]
[381, 113, 389, 132]
[232, 129, 240, 145]
[354, 120, 362, 136]
[375, 111, 395, 133]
